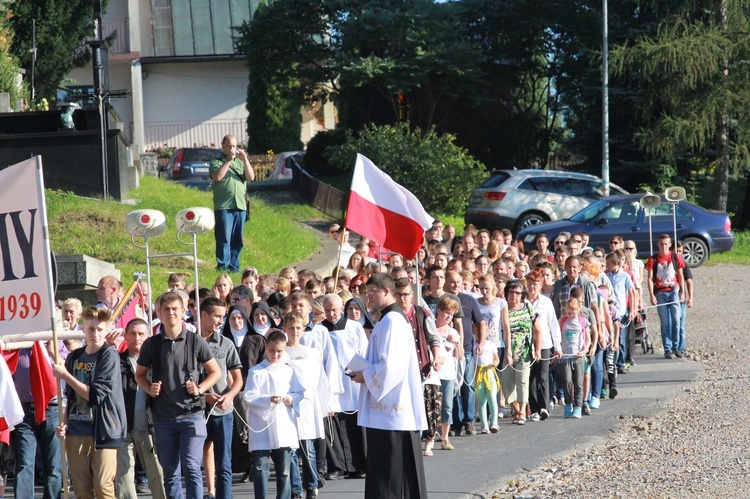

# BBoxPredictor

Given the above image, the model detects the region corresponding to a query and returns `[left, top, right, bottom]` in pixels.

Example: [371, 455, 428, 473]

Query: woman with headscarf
[249, 301, 279, 338]
[344, 297, 374, 338]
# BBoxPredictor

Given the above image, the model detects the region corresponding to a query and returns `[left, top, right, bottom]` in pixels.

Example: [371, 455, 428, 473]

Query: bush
[303, 128, 351, 176]
[326, 123, 488, 215]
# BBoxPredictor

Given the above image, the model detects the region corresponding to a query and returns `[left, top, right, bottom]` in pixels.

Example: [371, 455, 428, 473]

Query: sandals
[512, 416, 526, 425]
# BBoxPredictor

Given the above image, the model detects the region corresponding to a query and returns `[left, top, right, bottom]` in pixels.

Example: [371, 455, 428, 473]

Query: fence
[248, 154, 275, 182]
[292, 162, 347, 218]
[144, 119, 247, 151]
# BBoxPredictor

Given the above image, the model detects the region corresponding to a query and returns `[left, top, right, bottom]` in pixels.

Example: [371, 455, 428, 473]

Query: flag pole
[35, 156, 70, 499]
[332, 224, 347, 292]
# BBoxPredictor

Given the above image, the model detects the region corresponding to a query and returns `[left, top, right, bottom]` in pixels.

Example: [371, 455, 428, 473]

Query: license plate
[471, 196, 482, 204]
[195, 167, 209, 173]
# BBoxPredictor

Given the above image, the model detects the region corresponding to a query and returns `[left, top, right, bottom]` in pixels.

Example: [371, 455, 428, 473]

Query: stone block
[55, 254, 120, 290]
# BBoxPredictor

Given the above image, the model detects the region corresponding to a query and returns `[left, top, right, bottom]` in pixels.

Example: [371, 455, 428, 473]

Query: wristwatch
[198, 386, 204, 396]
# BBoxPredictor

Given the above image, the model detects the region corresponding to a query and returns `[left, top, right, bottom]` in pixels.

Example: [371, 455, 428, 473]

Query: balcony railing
[144, 119, 248, 151]
[103, 17, 130, 54]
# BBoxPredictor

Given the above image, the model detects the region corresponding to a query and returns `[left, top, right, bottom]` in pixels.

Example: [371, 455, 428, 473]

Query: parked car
[165, 147, 222, 189]
[517, 194, 734, 267]
[464, 169, 628, 233]
[269, 151, 303, 180]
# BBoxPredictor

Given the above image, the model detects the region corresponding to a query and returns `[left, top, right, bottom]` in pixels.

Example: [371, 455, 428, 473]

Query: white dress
[328, 319, 369, 412]
[284, 345, 327, 440]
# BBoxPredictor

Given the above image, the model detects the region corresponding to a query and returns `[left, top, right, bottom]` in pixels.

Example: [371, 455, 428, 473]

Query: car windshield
[182, 149, 221, 162]
[569, 199, 610, 222]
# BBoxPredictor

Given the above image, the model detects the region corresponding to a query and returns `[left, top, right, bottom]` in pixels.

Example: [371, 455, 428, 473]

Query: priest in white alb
[352, 273, 427, 499]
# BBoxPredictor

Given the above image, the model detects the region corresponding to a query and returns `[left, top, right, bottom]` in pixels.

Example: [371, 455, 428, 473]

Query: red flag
[2, 349, 19, 374]
[345, 154, 434, 259]
[0, 348, 24, 439]
[30, 341, 57, 423]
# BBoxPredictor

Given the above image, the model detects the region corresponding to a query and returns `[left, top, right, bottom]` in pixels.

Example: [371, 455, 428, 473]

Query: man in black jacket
[116, 318, 166, 499]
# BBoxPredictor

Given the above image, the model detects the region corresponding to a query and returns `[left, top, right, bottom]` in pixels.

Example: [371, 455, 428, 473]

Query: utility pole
[602, 0, 610, 197]
[89, 0, 109, 200]
[30, 19, 37, 102]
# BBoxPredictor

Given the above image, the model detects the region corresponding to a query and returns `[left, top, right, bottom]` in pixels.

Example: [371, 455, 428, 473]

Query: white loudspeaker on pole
[640, 194, 661, 256]
[665, 186, 686, 250]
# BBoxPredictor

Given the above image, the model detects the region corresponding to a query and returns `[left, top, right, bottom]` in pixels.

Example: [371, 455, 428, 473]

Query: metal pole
[602, 0, 610, 197]
[193, 233, 201, 334]
[672, 203, 678, 246]
[648, 210, 655, 256]
[30, 19, 36, 102]
[145, 236, 153, 334]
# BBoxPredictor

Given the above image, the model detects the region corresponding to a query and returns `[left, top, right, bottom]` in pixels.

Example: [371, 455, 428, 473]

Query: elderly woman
[501, 280, 542, 425]
[525, 270, 562, 421]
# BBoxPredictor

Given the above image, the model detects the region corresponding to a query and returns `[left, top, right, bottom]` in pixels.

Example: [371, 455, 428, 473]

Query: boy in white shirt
[243, 330, 305, 499]
[283, 312, 328, 499]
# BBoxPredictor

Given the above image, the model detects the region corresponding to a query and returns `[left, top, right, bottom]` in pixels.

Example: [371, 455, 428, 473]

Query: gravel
[495, 263, 750, 498]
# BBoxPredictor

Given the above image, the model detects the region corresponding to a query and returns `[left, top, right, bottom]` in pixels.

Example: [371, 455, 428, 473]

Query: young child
[167, 272, 186, 290]
[475, 340, 501, 434]
[243, 330, 305, 499]
[557, 298, 590, 419]
[598, 286, 620, 400]
[283, 312, 328, 499]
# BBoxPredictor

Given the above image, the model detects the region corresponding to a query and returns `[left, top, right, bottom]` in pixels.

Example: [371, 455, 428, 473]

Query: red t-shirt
[646, 252, 685, 292]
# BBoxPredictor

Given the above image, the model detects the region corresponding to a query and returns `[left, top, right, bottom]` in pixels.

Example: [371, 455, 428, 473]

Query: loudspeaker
[126, 210, 167, 237]
[640, 194, 661, 209]
[175, 207, 215, 234]
[665, 186, 686, 202]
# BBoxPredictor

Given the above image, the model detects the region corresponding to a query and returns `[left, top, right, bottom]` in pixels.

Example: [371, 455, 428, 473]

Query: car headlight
[524, 234, 536, 243]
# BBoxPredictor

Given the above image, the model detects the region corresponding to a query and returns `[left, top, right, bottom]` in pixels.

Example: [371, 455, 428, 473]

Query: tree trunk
[713, 0, 730, 212]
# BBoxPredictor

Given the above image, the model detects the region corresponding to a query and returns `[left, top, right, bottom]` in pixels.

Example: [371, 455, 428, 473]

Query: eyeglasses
[625, 246, 636, 251]
[230, 297, 244, 304]
[555, 241, 565, 245]
[609, 241, 621, 246]
[365, 288, 383, 296]
[508, 290, 523, 295]
[395, 292, 412, 298]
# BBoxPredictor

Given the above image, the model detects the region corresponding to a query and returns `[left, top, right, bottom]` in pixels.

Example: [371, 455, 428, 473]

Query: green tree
[611, 0, 750, 210]
[326, 123, 488, 214]
[8, 0, 109, 102]
[0, 3, 26, 108]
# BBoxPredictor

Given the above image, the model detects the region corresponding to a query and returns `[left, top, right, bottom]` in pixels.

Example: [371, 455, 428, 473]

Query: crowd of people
[0, 217, 695, 499]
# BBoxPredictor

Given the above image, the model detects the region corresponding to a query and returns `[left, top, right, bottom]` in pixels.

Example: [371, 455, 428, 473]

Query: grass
[706, 230, 750, 266]
[46, 176, 322, 289]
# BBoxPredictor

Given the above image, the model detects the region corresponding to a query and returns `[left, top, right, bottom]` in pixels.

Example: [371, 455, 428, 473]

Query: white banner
[0, 157, 54, 336]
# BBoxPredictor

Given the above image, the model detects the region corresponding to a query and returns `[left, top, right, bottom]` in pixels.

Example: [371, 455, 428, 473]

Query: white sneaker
[590, 397, 600, 409]
[529, 412, 540, 422]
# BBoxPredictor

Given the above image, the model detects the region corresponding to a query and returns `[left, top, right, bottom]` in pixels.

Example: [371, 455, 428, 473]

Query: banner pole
[332, 226, 347, 292]
[34, 156, 69, 499]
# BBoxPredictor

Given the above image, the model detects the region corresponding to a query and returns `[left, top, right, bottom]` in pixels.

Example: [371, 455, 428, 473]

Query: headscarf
[251, 301, 279, 336]
[344, 297, 374, 329]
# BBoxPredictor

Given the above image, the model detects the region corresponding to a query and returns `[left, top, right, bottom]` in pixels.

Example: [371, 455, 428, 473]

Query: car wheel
[515, 212, 548, 233]
[681, 237, 708, 267]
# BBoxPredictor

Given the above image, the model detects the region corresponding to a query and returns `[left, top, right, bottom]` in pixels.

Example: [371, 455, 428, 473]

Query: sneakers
[529, 412, 540, 422]
[539, 408, 549, 421]
[609, 387, 618, 399]
[490, 424, 500, 434]
[441, 438, 454, 450]
[498, 408, 506, 419]
[564, 405, 573, 418]
[664, 351, 673, 359]
[480, 426, 489, 434]
[572, 407, 582, 418]
[305, 488, 318, 499]
[590, 397, 600, 409]
[582, 404, 591, 416]
[674, 350, 684, 358]
[464, 422, 476, 435]
[600, 388, 609, 398]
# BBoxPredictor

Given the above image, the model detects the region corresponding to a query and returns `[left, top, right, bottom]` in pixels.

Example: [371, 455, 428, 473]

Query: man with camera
[210, 135, 255, 273]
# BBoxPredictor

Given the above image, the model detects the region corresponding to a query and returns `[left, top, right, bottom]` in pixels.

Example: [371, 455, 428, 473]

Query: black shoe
[305, 487, 318, 499]
[674, 350, 684, 358]
[664, 351, 673, 359]
[316, 472, 325, 488]
[609, 387, 618, 399]
[204, 495, 215, 499]
[136, 482, 150, 494]
[464, 422, 476, 435]
[347, 471, 367, 479]
[324, 469, 346, 481]
[238, 470, 251, 483]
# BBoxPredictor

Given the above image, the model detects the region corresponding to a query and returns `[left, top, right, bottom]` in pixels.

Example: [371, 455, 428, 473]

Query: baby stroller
[633, 309, 653, 354]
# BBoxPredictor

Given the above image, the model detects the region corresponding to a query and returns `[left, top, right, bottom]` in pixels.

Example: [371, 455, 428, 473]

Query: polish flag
[345, 154, 434, 259]
[0, 348, 24, 438]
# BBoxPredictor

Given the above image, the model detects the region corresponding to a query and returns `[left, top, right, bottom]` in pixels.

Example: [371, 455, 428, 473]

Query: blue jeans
[205, 413, 233, 499]
[678, 302, 688, 352]
[452, 352, 475, 427]
[291, 439, 317, 494]
[214, 209, 247, 271]
[153, 414, 207, 499]
[11, 404, 62, 499]
[252, 448, 292, 499]
[589, 347, 604, 400]
[656, 289, 681, 353]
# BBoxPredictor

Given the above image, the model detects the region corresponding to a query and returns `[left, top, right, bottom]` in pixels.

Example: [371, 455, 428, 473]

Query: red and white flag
[345, 154, 434, 259]
[0, 348, 24, 438]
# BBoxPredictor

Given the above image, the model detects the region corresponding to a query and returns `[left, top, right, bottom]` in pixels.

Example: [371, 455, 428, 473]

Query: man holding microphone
[210, 134, 255, 273]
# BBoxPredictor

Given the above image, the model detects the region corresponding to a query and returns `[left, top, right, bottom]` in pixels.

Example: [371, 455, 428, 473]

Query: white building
[65, 0, 332, 154]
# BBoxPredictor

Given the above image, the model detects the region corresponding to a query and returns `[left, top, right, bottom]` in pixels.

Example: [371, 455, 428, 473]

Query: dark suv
[165, 147, 222, 189]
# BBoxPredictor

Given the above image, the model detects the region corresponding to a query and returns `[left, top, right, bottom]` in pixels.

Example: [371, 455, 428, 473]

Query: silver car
[464, 169, 628, 233]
